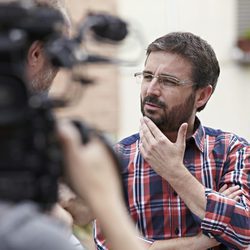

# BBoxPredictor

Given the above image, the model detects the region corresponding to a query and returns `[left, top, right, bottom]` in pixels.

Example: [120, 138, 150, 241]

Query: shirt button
[175, 228, 179, 235]
[173, 191, 178, 196]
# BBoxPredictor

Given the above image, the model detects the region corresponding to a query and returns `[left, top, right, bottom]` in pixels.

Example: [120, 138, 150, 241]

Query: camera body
[0, 2, 65, 209]
[0, 2, 130, 209]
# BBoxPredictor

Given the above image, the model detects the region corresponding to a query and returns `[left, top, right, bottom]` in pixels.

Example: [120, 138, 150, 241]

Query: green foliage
[243, 29, 250, 40]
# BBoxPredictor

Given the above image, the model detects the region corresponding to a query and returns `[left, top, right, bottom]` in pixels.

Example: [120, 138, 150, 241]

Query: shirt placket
[169, 186, 181, 237]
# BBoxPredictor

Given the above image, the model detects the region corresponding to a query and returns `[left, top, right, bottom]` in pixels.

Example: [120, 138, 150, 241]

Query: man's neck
[163, 118, 196, 142]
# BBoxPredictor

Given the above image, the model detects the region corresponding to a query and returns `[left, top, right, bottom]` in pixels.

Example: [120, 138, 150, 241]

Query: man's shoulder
[117, 133, 140, 147]
[203, 126, 249, 146]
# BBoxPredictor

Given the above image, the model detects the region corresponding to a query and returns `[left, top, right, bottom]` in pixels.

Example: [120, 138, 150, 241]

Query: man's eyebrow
[142, 71, 180, 82]
[160, 73, 179, 80]
[145, 73, 178, 82]
[142, 70, 152, 74]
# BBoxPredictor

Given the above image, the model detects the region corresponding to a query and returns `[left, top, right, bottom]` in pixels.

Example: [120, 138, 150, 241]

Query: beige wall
[117, 0, 250, 142]
[52, 0, 250, 142]
[52, 0, 120, 138]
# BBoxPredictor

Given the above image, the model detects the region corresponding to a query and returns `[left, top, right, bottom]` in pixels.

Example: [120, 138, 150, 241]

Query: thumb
[176, 123, 188, 148]
[57, 120, 82, 152]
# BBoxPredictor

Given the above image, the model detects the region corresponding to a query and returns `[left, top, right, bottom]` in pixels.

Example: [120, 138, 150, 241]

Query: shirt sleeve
[201, 138, 250, 249]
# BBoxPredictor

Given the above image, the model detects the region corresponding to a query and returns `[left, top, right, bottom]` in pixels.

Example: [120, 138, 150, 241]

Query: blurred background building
[53, 0, 250, 142]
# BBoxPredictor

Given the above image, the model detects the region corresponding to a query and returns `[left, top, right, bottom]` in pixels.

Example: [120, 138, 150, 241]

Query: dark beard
[141, 92, 195, 133]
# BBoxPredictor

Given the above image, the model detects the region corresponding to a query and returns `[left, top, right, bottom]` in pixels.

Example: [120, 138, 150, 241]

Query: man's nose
[146, 77, 161, 96]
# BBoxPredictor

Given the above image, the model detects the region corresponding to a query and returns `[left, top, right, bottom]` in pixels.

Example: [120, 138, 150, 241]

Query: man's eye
[143, 74, 153, 81]
[161, 78, 177, 86]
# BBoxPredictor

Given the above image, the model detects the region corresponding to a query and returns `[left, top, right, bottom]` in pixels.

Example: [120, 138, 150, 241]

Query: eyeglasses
[134, 71, 195, 87]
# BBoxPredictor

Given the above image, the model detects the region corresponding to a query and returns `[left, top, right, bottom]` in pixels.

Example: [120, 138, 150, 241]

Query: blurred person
[58, 121, 147, 250]
[24, 1, 93, 248]
[26, 0, 71, 94]
[0, 1, 148, 250]
[0, 0, 81, 249]
[94, 32, 250, 250]
[0, 1, 77, 249]
[0, 118, 148, 250]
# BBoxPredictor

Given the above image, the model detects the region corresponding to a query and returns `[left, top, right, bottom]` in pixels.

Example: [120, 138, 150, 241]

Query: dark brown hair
[146, 32, 220, 111]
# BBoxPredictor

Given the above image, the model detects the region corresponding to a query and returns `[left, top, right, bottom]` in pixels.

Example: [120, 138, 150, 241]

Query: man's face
[140, 51, 197, 133]
[25, 40, 59, 94]
[29, 60, 58, 94]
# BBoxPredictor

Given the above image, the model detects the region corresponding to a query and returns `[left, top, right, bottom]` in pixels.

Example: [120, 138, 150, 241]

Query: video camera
[0, 1, 129, 209]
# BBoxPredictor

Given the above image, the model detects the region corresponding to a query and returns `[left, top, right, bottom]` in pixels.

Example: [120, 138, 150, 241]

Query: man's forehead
[145, 52, 190, 68]
[144, 51, 193, 79]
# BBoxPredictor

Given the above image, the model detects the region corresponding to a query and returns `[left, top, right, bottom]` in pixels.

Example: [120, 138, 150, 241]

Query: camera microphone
[76, 13, 128, 43]
[88, 13, 128, 42]
[46, 13, 129, 67]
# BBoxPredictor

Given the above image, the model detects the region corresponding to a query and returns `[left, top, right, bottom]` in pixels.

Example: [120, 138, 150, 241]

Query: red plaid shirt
[94, 119, 250, 249]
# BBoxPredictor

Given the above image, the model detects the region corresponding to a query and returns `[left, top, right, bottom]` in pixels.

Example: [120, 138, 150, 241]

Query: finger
[139, 118, 147, 140]
[221, 185, 240, 196]
[139, 131, 152, 159]
[235, 196, 241, 202]
[176, 123, 188, 147]
[143, 116, 167, 141]
[57, 120, 82, 149]
[139, 142, 146, 157]
[218, 184, 228, 193]
[140, 118, 156, 146]
[227, 189, 242, 200]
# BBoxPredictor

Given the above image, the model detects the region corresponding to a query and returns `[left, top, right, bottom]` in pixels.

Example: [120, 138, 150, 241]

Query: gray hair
[33, 0, 71, 29]
[3, 0, 71, 29]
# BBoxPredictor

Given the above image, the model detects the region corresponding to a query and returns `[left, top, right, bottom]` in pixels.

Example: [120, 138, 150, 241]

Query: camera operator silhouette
[0, 1, 146, 250]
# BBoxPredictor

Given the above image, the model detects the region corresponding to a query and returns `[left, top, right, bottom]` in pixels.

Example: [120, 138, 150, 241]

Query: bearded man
[94, 32, 250, 250]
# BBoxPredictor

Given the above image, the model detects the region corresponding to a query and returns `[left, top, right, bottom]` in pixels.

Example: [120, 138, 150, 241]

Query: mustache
[142, 96, 166, 109]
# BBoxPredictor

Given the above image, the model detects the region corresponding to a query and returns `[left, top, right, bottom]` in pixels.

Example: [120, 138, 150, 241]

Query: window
[237, 0, 250, 37]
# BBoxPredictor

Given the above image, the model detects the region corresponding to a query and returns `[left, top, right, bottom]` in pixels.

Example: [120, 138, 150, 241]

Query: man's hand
[140, 116, 207, 219]
[219, 184, 242, 201]
[139, 116, 188, 179]
[139, 116, 245, 224]
[191, 184, 243, 250]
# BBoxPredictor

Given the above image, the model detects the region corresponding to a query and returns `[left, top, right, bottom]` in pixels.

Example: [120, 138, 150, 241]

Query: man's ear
[195, 85, 213, 110]
[27, 41, 45, 71]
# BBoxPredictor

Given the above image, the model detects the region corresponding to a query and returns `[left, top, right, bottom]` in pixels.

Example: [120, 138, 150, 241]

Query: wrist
[195, 232, 220, 249]
[89, 193, 126, 217]
[163, 163, 187, 183]
[166, 167, 206, 219]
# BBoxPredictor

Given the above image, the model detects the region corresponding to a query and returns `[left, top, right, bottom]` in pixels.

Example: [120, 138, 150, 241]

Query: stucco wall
[52, 0, 250, 142]
[52, 0, 120, 137]
[117, 0, 250, 141]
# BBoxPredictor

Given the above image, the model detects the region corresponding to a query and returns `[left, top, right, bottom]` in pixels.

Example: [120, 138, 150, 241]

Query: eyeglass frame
[134, 71, 196, 88]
